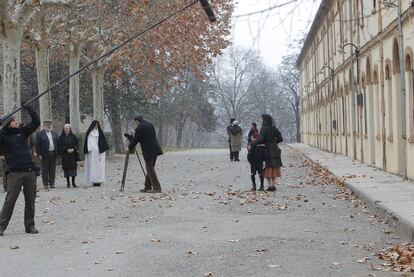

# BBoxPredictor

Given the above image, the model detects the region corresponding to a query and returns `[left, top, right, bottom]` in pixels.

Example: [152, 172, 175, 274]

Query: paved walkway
[290, 143, 414, 241]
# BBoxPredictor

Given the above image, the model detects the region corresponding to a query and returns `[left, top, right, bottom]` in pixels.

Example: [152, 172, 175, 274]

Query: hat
[43, 119, 52, 124]
[134, 114, 144, 121]
[0, 115, 14, 127]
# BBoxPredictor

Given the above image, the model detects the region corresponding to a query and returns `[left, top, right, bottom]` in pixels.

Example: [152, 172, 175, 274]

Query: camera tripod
[120, 148, 147, 192]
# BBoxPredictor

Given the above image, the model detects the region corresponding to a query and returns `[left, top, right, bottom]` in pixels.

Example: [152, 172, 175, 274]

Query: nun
[83, 120, 109, 186]
[59, 124, 79, 188]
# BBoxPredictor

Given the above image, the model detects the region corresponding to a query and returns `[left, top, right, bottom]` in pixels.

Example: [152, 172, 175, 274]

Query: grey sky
[231, 0, 322, 67]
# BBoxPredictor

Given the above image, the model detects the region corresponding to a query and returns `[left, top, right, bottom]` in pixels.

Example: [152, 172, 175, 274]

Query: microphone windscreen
[199, 0, 217, 22]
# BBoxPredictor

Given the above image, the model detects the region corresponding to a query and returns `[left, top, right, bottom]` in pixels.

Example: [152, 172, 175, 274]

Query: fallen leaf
[331, 262, 341, 266]
[357, 257, 369, 263]
[9, 245, 20, 250]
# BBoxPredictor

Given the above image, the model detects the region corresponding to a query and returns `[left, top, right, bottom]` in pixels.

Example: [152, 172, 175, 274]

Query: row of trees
[0, 0, 233, 136]
[209, 46, 300, 143]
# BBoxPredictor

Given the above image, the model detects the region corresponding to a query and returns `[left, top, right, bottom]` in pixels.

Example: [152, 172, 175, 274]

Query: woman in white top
[83, 121, 109, 186]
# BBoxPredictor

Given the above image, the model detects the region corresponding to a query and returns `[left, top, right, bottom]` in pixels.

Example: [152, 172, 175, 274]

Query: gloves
[124, 133, 133, 140]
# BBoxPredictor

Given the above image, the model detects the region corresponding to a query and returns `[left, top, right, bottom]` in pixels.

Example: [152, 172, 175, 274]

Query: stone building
[297, 0, 414, 179]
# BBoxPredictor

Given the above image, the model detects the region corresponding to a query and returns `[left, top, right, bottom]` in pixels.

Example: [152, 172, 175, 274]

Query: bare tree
[209, 46, 261, 125]
[278, 53, 300, 142]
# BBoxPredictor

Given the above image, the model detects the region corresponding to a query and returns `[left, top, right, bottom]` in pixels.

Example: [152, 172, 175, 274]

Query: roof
[296, 0, 331, 68]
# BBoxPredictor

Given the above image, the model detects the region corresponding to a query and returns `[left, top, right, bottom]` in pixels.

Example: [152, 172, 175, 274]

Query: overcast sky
[231, 0, 322, 67]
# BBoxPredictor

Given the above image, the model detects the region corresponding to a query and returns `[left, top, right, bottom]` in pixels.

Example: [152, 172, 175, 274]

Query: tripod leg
[134, 149, 147, 178]
[120, 151, 130, 192]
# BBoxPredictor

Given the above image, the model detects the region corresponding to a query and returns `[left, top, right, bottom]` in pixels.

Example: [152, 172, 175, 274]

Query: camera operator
[0, 105, 40, 236]
[126, 115, 163, 193]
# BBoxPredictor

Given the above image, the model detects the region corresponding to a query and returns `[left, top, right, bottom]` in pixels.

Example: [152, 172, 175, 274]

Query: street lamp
[340, 42, 360, 160]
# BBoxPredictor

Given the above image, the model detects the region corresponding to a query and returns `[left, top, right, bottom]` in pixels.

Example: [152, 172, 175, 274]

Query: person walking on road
[250, 114, 283, 191]
[84, 120, 108, 187]
[247, 122, 265, 191]
[0, 105, 40, 236]
[128, 115, 163, 193]
[59, 124, 79, 188]
[36, 120, 59, 189]
[228, 120, 242, 161]
[227, 118, 236, 161]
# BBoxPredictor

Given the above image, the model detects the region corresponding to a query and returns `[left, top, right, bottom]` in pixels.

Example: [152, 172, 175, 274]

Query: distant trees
[209, 46, 300, 143]
[1, 0, 234, 151]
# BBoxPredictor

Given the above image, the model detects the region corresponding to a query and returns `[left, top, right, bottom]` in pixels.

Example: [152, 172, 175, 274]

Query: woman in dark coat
[251, 114, 283, 191]
[59, 124, 79, 188]
[247, 122, 266, 191]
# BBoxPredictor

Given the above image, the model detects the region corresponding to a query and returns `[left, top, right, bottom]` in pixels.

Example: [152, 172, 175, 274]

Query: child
[247, 123, 265, 191]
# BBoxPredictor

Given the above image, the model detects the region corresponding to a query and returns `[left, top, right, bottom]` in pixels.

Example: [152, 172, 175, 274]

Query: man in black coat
[0, 105, 40, 236]
[128, 115, 163, 193]
[36, 120, 60, 189]
[226, 118, 236, 161]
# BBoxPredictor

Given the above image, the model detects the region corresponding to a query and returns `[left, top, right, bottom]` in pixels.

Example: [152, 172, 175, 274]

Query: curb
[289, 144, 414, 242]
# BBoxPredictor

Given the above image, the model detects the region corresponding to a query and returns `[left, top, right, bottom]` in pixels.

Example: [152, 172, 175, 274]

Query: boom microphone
[199, 0, 217, 22]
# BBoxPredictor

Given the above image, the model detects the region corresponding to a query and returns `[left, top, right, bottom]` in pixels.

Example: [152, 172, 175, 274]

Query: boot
[72, 177, 77, 188]
[250, 175, 256, 191]
[259, 175, 264, 189]
[266, 185, 276, 192]
[25, 226, 39, 234]
[258, 184, 264, 191]
[66, 177, 70, 188]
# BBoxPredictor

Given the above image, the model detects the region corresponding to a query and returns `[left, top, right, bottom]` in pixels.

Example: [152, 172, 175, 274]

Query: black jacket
[253, 125, 283, 167]
[128, 120, 163, 160]
[0, 106, 40, 172]
[247, 129, 265, 165]
[36, 129, 60, 160]
[59, 133, 79, 170]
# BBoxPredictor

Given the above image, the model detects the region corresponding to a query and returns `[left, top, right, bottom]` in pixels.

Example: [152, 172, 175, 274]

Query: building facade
[297, 0, 414, 179]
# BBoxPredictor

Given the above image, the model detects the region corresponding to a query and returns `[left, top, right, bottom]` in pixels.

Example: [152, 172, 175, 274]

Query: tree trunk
[92, 65, 105, 127]
[158, 118, 164, 148]
[106, 94, 124, 154]
[176, 118, 186, 148]
[0, 50, 4, 115]
[69, 42, 82, 133]
[2, 28, 23, 120]
[35, 45, 53, 122]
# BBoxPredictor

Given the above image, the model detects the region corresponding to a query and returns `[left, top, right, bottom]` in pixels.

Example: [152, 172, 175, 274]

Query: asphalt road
[0, 147, 402, 276]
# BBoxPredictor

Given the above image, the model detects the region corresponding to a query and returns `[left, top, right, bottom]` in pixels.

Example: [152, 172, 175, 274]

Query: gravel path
[0, 147, 402, 276]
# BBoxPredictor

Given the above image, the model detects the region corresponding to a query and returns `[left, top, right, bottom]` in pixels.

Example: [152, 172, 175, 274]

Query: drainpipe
[349, 0, 357, 160]
[397, 0, 407, 179]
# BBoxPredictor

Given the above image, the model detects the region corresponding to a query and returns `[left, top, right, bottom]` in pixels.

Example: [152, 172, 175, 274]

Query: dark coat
[83, 120, 109, 154]
[129, 120, 163, 160]
[253, 125, 283, 168]
[0, 106, 40, 172]
[36, 129, 60, 160]
[247, 129, 265, 165]
[59, 133, 79, 170]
